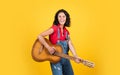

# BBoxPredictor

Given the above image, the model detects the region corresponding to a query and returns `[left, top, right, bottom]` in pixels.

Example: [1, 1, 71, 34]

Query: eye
[63, 15, 66, 18]
[58, 15, 61, 18]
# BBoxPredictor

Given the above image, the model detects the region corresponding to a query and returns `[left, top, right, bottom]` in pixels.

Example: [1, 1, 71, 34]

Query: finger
[52, 47, 56, 50]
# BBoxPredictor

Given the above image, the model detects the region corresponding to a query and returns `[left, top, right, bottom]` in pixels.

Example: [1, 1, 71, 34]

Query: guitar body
[32, 38, 63, 63]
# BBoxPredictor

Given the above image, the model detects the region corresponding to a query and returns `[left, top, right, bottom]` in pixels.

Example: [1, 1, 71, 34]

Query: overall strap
[57, 26, 69, 41]
[65, 31, 69, 40]
[57, 27, 60, 42]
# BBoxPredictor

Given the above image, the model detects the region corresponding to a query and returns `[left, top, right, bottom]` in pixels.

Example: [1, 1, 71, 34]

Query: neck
[59, 24, 64, 29]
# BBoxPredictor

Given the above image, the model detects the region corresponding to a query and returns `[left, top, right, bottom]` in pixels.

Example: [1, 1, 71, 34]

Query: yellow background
[0, 0, 120, 75]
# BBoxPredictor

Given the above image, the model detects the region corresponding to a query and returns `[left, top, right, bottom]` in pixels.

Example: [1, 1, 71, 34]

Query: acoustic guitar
[31, 38, 94, 68]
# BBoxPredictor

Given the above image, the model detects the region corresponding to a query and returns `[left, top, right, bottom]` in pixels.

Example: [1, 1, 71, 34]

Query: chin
[60, 23, 65, 25]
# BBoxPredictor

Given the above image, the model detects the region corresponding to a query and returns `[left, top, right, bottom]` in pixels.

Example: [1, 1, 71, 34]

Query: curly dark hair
[53, 9, 71, 27]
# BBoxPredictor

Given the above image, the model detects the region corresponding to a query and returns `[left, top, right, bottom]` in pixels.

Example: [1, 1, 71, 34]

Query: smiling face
[58, 12, 66, 25]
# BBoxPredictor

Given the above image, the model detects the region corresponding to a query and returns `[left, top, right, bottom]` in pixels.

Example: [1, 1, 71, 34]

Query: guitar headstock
[82, 60, 95, 68]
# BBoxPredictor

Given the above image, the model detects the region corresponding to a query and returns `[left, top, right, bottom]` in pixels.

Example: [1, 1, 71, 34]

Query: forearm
[68, 40, 78, 57]
[37, 28, 54, 49]
[38, 35, 50, 49]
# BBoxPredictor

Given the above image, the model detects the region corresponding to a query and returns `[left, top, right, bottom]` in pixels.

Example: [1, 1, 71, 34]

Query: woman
[38, 9, 82, 75]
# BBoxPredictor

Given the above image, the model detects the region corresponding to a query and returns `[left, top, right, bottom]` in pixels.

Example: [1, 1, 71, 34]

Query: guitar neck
[54, 52, 94, 68]
[54, 52, 76, 61]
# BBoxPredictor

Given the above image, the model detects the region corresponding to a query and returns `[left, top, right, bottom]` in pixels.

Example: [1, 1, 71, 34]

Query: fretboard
[54, 52, 75, 61]
[54, 52, 94, 68]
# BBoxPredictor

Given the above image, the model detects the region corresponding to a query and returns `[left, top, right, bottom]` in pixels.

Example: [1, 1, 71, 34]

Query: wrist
[73, 54, 78, 57]
[45, 45, 51, 50]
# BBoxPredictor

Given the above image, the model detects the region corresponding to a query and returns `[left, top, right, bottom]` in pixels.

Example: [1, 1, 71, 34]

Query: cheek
[57, 17, 61, 21]
[64, 18, 66, 21]
[64, 17, 66, 20]
[58, 17, 60, 21]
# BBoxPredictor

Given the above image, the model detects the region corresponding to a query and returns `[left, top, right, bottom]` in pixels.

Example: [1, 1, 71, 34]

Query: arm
[67, 35, 78, 57]
[68, 35, 82, 63]
[38, 28, 55, 54]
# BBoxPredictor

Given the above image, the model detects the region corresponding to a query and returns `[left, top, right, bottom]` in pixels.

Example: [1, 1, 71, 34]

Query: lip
[60, 21, 64, 22]
[60, 20, 65, 22]
[60, 21, 65, 23]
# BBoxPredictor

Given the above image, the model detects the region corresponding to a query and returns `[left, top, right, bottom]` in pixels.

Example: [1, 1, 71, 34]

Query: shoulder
[51, 25, 58, 28]
[64, 27, 70, 35]
[51, 25, 58, 32]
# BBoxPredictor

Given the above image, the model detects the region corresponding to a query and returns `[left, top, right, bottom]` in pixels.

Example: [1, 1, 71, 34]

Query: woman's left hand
[74, 56, 83, 63]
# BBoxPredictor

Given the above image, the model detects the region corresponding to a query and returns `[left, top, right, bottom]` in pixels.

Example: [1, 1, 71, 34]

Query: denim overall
[50, 27, 74, 75]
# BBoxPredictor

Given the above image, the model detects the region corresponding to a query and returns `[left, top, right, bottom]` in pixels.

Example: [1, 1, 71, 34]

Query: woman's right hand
[47, 46, 56, 55]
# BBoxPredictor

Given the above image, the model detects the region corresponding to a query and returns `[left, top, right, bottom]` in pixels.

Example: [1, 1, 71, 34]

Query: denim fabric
[50, 41, 74, 75]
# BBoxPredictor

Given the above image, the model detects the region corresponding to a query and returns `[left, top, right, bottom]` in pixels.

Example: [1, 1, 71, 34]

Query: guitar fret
[54, 52, 94, 68]
[54, 52, 74, 60]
